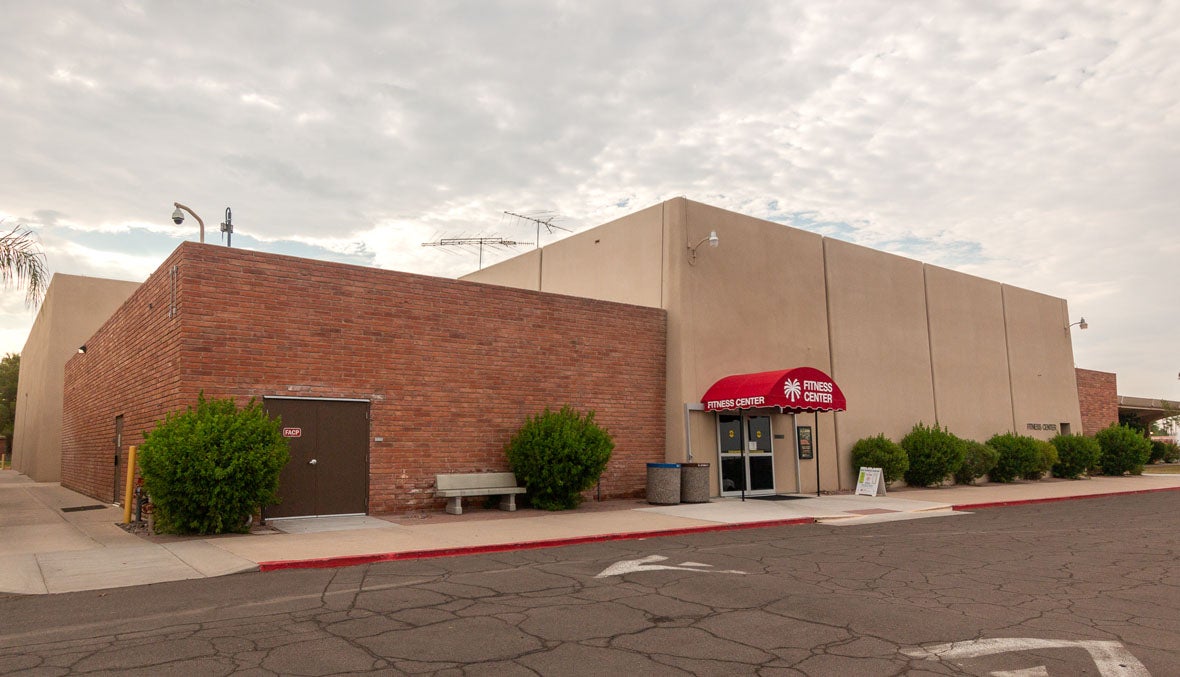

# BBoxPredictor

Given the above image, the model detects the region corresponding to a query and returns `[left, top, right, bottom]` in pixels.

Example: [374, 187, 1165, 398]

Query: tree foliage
[0, 225, 47, 308]
[0, 353, 19, 440]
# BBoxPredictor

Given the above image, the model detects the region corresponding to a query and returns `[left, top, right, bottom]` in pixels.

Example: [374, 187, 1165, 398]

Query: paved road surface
[2, 492, 1176, 675]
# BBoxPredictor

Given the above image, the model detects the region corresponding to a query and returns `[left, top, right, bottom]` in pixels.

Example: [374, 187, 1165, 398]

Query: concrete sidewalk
[3, 468, 1180, 595]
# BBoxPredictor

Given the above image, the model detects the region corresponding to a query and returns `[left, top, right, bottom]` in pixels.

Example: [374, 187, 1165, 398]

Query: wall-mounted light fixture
[77, 345, 87, 354]
[687, 230, 719, 265]
[1066, 317, 1088, 332]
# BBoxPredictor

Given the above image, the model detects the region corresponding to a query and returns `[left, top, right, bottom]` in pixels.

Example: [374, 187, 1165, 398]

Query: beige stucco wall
[13, 274, 140, 481]
[673, 200, 838, 494]
[539, 203, 664, 308]
[465, 203, 664, 309]
[824, 238, 937, 487]
[462, 197, 1085, 494]
[464, 248, 541, 291]
[1002, 285, 1083, 439]
[925, 265, 1016, 441]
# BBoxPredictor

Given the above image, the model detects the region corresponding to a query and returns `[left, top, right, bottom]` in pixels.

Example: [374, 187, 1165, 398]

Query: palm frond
[0, 225, 48, 309]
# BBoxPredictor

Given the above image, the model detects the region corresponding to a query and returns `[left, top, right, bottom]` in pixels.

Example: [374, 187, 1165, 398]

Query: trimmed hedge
[986, 433, 1041, 483]
[1095, 424, 1152, 476]
[138, 394, 289, 535]
[505, 406, 613, 510]
[954, 441, 998, 485]
[850, 434, 909, 485]
[1050, 434, 1101, 479]
[1163, 441, 1180, 463]
[901, 423, 965, 487]
[1023, 440, 1059, 480]
[1149, 440, 1179, 464]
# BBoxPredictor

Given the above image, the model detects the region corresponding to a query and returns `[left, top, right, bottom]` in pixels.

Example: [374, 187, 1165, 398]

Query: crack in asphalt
[0, 493, 1176, 675]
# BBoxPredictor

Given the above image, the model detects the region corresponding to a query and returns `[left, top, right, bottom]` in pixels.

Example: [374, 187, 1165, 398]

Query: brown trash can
[680, 462, 710, 503]
[646, 463, 681, 505]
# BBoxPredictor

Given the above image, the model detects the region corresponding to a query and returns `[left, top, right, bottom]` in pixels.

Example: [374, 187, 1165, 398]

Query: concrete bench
[435, 472, 527, 515]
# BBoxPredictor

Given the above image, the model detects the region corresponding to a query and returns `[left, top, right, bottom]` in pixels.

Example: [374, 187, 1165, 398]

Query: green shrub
[138, 394, 289, 535]
[986, 433, 1041, 483]
[1149, 440, 1170, 464]
[850, 434, 909, 485]
[954, 441, 998, 485]
[1163, 441, 1180, 463]
[901, 423, 965, 487]
[1023, 440, 1059, 480]
[1050, 434, 1101, 479]
[1095, 424, 1152, 476]
[505, 406, 613, 510]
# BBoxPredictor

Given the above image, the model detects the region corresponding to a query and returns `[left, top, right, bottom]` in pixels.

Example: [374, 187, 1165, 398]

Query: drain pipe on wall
[683, 403, 704, 461]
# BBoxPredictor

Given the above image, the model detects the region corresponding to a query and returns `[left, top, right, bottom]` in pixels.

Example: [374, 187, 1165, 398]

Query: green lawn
[1144, 463, 1180, 474]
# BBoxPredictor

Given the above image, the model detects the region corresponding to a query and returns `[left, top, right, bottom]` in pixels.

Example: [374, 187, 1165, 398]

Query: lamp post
[171, 202, 205, 243]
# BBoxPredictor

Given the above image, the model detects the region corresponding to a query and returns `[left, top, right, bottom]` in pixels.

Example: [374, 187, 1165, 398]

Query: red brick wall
[1076, 368, 1117, 436]
[62, 243, 666, 513]
[62, 249, 188, 502]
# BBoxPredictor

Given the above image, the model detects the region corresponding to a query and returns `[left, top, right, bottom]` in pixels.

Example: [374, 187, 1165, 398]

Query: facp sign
[282, 427, 302, 438]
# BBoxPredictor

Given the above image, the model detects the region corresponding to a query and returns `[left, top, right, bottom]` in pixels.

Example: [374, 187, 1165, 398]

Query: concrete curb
[951, 485, 1180, 511]
[257, 517, 816, 572]
[260, 485, 1180, 573]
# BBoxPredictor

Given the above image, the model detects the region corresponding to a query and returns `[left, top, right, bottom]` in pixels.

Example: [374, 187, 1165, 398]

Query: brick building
[1075, 368, 1119, 436]
[61, 243, 666, 515]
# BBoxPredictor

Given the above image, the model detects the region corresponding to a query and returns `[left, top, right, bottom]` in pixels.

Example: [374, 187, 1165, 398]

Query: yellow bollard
[122, 445, 137, 524]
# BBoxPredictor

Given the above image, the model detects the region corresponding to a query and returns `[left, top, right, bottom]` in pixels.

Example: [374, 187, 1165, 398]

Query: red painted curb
[257, 517, 816, 572]
[952, 485, 1180, 511]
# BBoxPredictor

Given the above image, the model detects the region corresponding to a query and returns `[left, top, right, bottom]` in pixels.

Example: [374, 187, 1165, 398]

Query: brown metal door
[112, 415, 124, 503]
[315, 401, 370, 516]
[264, 398, 369, 518]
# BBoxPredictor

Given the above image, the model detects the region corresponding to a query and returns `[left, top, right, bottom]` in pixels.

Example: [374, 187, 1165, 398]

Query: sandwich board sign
[855, 467, 886, 496]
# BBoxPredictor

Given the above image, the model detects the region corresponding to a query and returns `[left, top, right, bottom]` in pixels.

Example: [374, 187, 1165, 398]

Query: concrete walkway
[3, 468, 1180, 595]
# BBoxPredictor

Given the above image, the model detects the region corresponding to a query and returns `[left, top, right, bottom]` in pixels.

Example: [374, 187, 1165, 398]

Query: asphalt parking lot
[2, 491, 1176, 675]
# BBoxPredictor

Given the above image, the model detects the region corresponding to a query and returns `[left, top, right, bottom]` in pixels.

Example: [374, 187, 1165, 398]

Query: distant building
[13, 274, 140, 482]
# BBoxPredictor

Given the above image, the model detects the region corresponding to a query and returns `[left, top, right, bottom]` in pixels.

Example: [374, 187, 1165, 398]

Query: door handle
[309, 459, 317, 465]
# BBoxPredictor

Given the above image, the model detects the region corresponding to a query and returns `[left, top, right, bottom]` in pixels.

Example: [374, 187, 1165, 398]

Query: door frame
[263, 396, 371, 519]
[716, 410, 776, 497]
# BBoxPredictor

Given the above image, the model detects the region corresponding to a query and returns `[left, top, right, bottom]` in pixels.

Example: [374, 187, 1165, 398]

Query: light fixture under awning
[701, 367, 847, 412]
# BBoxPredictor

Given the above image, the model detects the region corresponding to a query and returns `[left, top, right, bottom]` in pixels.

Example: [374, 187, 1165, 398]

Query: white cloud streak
[0, 0, 1177, 397]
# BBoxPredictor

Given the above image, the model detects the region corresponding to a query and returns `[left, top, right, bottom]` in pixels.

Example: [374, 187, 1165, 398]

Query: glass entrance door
[718, 412, 776, 496]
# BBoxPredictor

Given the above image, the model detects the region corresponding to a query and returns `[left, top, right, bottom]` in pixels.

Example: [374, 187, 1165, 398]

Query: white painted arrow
[594, 554, 747, 578]
[904, 638, 1149, 677]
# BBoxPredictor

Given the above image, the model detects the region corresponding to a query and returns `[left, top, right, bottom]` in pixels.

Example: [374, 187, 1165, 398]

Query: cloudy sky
[1, 1, 1177, 399]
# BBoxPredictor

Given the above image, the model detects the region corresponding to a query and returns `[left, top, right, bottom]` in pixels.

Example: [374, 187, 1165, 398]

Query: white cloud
[0, 0, 1177, 397]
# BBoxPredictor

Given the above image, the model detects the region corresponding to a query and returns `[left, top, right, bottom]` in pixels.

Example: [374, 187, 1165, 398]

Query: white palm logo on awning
[783, 378, 802, 401]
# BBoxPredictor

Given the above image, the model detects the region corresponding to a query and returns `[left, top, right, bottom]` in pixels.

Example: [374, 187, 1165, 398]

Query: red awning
[701, 367, 846, 412]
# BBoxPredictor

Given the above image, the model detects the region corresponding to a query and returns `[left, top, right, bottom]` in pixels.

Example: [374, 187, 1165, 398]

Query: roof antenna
[504, 210, 571, 249]
[422, 235, 527, 270]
